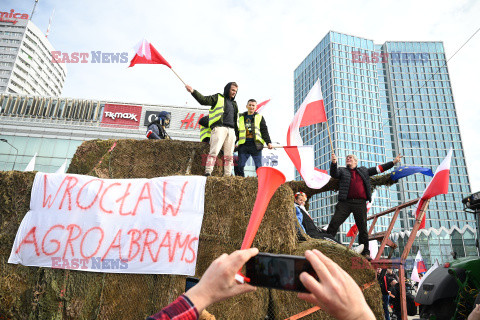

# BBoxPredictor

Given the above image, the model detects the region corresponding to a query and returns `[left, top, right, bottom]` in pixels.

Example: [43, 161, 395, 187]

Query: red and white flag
[287, 80, 326, 146]
[411, 250, 427, 282]
[415, 149, 453, 229]
[283, 146, 330, 189]
[255, 99, 271, 114]
[129, 39, 172, 68]
[285, 80, 329, 189]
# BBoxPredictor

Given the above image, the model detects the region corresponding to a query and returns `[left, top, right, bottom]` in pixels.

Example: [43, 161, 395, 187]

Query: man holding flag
[186, 82, 239, 177]
[327, 153, 402, 259]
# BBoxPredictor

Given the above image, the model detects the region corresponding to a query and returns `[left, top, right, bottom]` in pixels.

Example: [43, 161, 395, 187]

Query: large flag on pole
[287, 80, 326, 146]
[285, 80, 330, 189]
[283, 146, 330, 189]
[415, 149, 453, 229]
[129, 39, 172, 68]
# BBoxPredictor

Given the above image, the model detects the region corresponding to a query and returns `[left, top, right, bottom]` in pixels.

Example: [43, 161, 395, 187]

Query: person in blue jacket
[146, 111, 171, 140]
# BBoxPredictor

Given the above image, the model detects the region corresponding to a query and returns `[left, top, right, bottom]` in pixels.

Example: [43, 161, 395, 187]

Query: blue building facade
[294, 31, 474, 252]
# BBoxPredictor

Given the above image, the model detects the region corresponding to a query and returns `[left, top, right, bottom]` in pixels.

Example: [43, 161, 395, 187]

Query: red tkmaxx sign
[101, 104, 142, 129]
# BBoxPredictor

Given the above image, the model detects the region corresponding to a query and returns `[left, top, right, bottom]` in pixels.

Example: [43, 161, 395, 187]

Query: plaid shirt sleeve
[146, 295, 199, 320]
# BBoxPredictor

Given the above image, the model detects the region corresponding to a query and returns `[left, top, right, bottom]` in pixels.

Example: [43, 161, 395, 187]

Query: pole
[30, 0, 39, 21]
[170, 68, 186, 86]
[325, 120, 334, 153]
[0, 139, 18, 171]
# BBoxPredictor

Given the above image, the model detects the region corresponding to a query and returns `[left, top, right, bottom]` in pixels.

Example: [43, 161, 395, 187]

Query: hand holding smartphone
[245, 252, 319, 293]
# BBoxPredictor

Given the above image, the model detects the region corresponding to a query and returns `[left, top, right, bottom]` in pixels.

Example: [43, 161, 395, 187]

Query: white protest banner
[8, 173, 206, 275]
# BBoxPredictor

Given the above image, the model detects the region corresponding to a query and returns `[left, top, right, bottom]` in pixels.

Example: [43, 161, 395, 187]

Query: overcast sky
[6, 0, 480, 191]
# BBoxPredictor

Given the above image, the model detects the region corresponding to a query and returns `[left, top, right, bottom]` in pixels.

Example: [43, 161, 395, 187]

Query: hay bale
[67, 139, 225, 178]
[67, 139, 116, 175]
[0, 140, 385, 319]
[270, 239, 384, 320]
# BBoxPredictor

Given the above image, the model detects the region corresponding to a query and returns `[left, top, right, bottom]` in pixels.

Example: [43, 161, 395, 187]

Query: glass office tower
[294, 31, 473, 248]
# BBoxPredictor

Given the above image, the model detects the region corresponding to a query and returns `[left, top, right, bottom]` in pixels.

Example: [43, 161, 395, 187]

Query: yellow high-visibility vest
[208, 94, 225, 128]
[237, 113, 265, 145]
[200, 126, 211, 142]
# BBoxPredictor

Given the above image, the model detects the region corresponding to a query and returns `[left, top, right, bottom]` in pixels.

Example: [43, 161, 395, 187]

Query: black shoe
[204, 173, 211, 177]
[362, 253, 372, 261]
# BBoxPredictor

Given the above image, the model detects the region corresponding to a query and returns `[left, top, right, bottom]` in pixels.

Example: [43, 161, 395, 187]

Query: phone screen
[245, 252, 318, 292]
[185, 276, 199, 292]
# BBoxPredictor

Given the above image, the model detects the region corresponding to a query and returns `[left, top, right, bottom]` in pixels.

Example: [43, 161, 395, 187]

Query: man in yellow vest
[235, 99, 273, 177]
[186, 82, 238, 177]
[198, 115, 210, 143]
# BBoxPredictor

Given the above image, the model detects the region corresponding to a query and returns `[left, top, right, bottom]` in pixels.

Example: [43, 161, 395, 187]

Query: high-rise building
[293, 31, 474, 253]
[0, 8, 67, 96]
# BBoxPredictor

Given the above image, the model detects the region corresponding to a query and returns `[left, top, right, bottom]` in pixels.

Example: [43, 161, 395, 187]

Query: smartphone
[245, 252, 318, 293]
[185, 276, 199, 291]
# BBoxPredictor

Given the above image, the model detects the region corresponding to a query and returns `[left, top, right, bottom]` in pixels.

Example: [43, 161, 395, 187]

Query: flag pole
[170, 68, 186, 86]
[325, 121, 334, 152]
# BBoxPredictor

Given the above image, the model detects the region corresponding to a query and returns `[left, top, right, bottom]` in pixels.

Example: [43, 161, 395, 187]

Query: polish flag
[287, 80, 326, 146]
[129, 39, 172, 68]
[285, 80, 330, 189]
[346, 191, 376, 237]
[415, 149, 453, 229]
[255, 99, 271, 114]
[411, 250, 426, 282]
[283, 146, 331, 189]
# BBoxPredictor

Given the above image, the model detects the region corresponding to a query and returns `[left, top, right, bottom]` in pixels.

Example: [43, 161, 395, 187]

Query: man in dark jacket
[377, 268, 391, 320]
[186, 82, 238, 177]
[327, 153, 402, 259]
[234, 99, 273, 177]
[146, 111, 171, 140]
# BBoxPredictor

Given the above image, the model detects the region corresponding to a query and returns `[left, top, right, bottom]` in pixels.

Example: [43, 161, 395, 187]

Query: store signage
[0, 9, 29, 24]
[101, 104, 142, 129]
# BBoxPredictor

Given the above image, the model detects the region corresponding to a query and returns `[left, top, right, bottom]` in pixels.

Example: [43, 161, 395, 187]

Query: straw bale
[0, 140, 387, 319]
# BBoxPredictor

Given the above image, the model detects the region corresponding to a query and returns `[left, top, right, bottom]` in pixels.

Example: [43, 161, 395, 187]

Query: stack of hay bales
[0, 139, 385, 319]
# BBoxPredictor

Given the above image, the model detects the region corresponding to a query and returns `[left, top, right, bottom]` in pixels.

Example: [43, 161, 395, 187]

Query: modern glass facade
[294, 31, 475, 246]
[0, 93, 208, 172]
[392, 225, 478, 268]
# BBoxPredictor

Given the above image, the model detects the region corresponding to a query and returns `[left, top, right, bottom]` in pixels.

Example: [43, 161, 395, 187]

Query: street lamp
[0, 138, 18, 171]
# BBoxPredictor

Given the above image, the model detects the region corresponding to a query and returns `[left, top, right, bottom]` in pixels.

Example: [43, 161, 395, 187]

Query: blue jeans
[235, 143, 262, 176]
[382, 294, 390, 320]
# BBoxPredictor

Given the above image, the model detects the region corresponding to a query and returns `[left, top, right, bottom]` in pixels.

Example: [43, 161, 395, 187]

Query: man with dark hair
[327, 153, 402, 259]
[186, 83, 238, 177]
[146, 111, 171, 140]
[234, 99, 272, 177]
